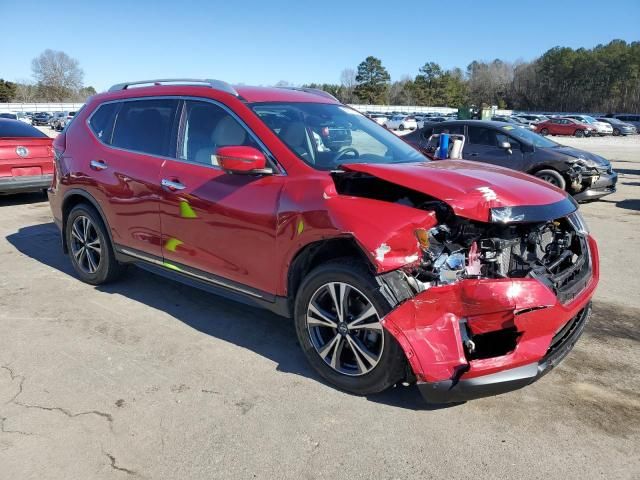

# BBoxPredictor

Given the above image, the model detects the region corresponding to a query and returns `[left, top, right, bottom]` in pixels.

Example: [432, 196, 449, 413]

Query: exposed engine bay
[332, 171, 590, 304]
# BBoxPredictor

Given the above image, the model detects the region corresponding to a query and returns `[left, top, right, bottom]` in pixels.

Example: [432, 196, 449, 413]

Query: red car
[48, 79, 598, 403]
[535, 117, 595, 137]
[0, 119, 54, 194]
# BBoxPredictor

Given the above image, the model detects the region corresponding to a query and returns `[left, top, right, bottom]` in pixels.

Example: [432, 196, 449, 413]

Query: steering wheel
[334, 147, 360, 163]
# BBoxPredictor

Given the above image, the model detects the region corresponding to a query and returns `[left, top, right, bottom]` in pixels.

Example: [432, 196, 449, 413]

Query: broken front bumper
[379, 236, 599, 404]
[416, 303, 591, 403]
[573, 170, 618, 201]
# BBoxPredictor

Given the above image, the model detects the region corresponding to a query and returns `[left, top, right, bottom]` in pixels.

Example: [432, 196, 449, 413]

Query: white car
[385, 115, 417, 131]
[565, 115, 613, 136]
[514, 114, 549, 125]
[370, 115, 388, 126]
[15, 112, 32, 124]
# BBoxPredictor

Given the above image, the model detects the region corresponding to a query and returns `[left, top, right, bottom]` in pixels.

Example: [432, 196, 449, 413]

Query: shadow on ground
[614, 168, 640, 176]
[5, 222, 452, 411]
[0, 192, 48, 207]
[599, 198, 640, 212]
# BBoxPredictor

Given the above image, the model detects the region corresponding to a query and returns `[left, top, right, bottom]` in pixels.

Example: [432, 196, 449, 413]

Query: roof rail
[278, 86, 339, 102]
[107, 78, 239, 97]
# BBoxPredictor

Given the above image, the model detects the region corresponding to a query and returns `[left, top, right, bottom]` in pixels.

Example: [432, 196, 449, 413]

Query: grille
[545, 304, 590, 358]
[550, 237, 591, 304]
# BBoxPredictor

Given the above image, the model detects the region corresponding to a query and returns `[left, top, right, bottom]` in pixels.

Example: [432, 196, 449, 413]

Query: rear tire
[535, 169, 566, 190]
[294, 260, 406, 395]
[613, 128, 620, 136]
[65, 204, 126, 285]
[399, 124, 405, 131]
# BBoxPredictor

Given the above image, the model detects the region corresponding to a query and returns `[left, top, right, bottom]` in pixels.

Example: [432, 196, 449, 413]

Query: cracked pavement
[0, 136, 639, 479]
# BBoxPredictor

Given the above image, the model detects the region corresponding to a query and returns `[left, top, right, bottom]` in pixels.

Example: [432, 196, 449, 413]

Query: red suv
[48, 79, 598, 403]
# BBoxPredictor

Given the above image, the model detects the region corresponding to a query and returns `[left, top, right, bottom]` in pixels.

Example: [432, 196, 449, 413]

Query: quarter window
[111, 99, 179, 157]
[180, 100, 258, 166]
[89, 103, 118, 143]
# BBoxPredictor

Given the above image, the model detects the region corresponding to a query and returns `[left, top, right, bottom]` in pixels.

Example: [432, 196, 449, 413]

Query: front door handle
[90, 159, 108, 170]
[161, 178, 186, 191]
[468, 153, 480, 157]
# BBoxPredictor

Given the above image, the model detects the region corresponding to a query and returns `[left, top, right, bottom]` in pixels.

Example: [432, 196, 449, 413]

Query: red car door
[79, 98, 180, 257]
[158, 99, 284, 295]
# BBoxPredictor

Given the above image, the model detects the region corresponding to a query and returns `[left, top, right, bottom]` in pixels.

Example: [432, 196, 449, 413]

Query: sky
[1, 0, 639, 92]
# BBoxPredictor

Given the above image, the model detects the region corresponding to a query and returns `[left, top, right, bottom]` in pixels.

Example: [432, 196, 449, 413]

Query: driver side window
[180, 100, 258, 167]
[496, 132, 520, 151]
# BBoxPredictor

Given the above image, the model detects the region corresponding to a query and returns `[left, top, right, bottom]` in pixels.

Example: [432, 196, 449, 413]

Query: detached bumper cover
[574, 170, 617, 201]
[417, 303, 591, 403]
[0, 174, 53, 193]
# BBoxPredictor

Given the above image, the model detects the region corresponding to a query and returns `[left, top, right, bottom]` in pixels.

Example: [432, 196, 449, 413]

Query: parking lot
[0, 132, 638, 479]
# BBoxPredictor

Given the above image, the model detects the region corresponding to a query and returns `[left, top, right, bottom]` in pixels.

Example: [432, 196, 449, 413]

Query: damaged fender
[326, 195, 437, 273]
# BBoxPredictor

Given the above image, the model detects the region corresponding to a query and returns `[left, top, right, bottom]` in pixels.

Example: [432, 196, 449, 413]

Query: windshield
[581, 116, 597, 124]
[251, 103, 425, 170]
[500, 124, 559, 148]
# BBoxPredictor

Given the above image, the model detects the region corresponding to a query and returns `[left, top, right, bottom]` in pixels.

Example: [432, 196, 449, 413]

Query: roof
[96, 80, 340, 105]
[424, 119, 512, 128]
[235, 86, 340, 104]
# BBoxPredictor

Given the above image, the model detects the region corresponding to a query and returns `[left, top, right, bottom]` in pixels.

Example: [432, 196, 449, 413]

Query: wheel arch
[61, 189, 113, 253]
[286, 236, 374, 308]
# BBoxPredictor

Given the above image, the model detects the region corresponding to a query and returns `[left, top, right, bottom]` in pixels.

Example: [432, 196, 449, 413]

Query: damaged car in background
[403, 120, 617, 201]
[49, 81, 598, 404]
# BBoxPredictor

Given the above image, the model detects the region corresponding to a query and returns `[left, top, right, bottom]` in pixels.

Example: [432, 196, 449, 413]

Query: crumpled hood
[551, 146, 611, 169]
[341, 160, 569, 223]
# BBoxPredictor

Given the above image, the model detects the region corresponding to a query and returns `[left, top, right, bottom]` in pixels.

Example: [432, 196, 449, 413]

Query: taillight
[53, 133, 66, 159]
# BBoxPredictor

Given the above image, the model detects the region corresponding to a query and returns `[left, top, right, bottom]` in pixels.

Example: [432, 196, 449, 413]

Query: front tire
[294, 260, 406, 395]
[613, 128, 620, 136]
[66, 204, 125, 285]
[574, 129, 584, 138]
[540, 128, 549, 136]
[399, 124, 405, 131]
[535, 169, 566, 190]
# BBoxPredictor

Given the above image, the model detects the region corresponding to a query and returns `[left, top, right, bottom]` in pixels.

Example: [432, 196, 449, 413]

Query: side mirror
[217, 146, 272, 175]
[499, 141, 512, 154]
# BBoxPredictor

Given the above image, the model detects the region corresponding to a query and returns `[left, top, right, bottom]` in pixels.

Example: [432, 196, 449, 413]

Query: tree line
[2, 41, 638, 113]
[0, 49, 96, 103]
[304, 40, 640, 113]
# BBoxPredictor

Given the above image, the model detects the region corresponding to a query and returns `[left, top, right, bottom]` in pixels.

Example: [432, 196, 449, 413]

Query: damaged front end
[330, 163, 598, 403]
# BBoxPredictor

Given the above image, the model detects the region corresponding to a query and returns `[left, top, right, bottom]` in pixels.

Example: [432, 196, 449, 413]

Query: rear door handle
[468, 153, 480, 157]
[161, 178, 186, 191]
[90, 159, 108, 170]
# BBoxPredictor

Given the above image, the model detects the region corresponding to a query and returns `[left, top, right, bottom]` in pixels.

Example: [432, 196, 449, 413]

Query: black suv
[31, 112, 52, 126]
[404, 120, 618, 201]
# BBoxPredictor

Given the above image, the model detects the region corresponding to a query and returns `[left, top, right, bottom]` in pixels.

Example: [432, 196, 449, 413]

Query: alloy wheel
[306, 282, 384, 376]
[538, 173, 561, 187]
[70, 215, 102, 274]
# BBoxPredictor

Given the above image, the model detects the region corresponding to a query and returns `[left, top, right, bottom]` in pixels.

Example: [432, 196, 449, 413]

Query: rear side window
[111, 99, 179, 157]
[89, 103, 118, 143]
[0, 120, 48, 138]
[433, 124, 464, 135]
[468, 126, 497, 146]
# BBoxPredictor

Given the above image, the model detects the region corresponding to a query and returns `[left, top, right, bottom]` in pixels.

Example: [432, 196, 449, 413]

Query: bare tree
[274, 80, 293, 87]
[13, 79, 38, 103]
[31, 49, 84, 101]
[340, 68, 356, 103]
